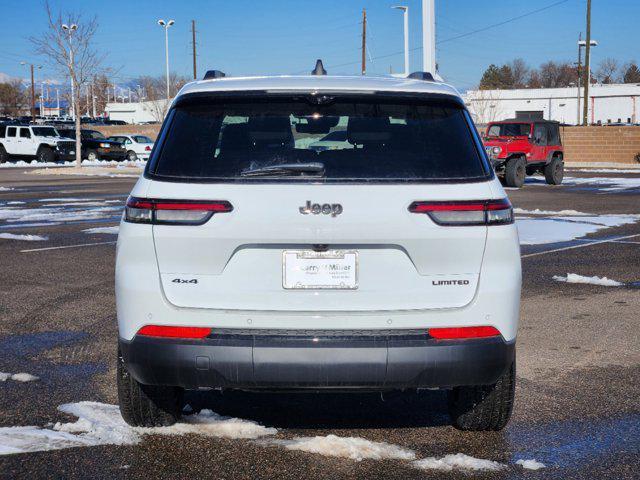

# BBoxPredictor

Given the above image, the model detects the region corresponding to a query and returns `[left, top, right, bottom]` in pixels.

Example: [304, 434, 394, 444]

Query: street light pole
[392, 6, 409, 76]
[582, 0, 592, 126]
[158, 19, 175, 100]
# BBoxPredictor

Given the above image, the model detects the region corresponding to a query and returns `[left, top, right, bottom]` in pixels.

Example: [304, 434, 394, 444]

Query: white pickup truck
[0, 124, 75, 163]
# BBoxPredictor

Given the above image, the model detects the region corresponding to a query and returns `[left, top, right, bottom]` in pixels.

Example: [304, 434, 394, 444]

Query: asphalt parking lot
[0, 167, 639, 479]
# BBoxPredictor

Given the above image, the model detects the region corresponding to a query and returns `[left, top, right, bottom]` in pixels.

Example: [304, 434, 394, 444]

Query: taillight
[429, 326, 501, 339]
[137, 325, 212, 339]
[408, 198, 513, 226]
[125, 196, 233, 225]
[145, 146, 151, 151]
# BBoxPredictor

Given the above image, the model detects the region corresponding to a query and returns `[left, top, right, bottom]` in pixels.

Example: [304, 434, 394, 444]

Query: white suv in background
[116, 66, 521, 432]
[107, 134, 154, 161]
[0, 124, 73, 163]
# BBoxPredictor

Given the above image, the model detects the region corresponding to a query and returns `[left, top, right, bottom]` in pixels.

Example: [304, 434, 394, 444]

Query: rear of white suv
[116, 73, 521, 431]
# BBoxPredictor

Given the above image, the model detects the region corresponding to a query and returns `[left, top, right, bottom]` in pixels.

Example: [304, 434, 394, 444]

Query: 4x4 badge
[299, 201, 343, 217]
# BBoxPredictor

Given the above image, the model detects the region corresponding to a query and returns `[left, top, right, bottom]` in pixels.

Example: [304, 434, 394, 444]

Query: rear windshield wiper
[240, 162, 325, 177]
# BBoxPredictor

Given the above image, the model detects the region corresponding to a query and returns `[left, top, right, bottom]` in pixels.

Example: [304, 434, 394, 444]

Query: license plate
[283, 250, 358, 290]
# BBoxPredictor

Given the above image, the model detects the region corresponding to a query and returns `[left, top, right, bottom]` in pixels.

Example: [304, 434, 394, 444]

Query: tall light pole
[422, 0, 435, 74]
[61, 23, 78, 120]
[157, 19, 175, 100]
[392, 6, 409, 76]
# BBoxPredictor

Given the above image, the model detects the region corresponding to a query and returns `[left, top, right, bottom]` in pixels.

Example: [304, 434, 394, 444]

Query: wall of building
[94, 125, 161, 139]
[105, 99, 170, 124]
[465, 84, 640, 125]
[561, 126, 640, 164]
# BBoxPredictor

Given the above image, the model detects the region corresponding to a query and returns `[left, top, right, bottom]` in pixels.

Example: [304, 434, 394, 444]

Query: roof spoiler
[407, 71, 435, 81]
[203, 70, 226, 80]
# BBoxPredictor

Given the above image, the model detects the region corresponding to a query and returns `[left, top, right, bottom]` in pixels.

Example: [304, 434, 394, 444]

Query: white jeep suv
[116, 66, 521, 431]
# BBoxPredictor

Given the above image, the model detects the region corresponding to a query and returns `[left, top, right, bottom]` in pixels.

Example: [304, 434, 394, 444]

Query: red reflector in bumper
[137, 325, 212, 339]
[429, 326, 501, 339]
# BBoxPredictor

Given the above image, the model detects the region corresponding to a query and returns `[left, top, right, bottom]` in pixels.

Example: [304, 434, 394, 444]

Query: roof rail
[407, 71, 435, 82]
[311, 59, 327, 76]
[203, 70, 226, 80]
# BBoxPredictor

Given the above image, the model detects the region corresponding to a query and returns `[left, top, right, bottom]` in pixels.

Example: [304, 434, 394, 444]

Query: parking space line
[20, 241, 117, 253]
[521, 233, 640, 259]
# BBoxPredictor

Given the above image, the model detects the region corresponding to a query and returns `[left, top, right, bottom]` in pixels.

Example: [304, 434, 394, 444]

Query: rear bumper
[119, 331, 515, 391]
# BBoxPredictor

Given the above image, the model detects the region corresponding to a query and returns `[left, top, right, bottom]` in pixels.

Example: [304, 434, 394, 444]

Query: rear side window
[20, 128, 31, 138]
[148, 94, 490, 183]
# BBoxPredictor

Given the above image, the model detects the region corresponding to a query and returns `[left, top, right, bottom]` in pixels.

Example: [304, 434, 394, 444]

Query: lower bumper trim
[120, 331, 515, 391]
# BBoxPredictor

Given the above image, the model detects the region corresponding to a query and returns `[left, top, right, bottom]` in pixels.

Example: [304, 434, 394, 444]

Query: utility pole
[30, 64, 36, 119]
[191, 20, 197, 80]
[40, 82, 44, 116]
[56, 89, 59, 117]
[576, 32, 582, 125]
[361, 9, 367, 75]
[582, 0, 592, 126]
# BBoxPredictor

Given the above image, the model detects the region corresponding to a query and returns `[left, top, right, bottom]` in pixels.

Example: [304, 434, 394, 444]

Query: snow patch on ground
[0, 159, 146, 169]
[552, 273, 623, 287]
[516, 459, 546, 470]
[0, 372, 39, 382]
[514, 208, 590, 216]
[0, 401, 276, 456]
[83, 226, 119, 235]
[568, 169, 640, 174]
[561, 176, 640, 191]
[6, 201, 25, 205]
[0, 187, 13, 191]
[412, 453, 505, 472]
[517, 214, 639, 245]
[0, 233, 48, 241]
[265, 434, 416, 461]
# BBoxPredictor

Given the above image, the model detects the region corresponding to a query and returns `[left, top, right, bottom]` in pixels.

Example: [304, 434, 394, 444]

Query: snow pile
[1, 372, 40, 382]
[517, 214, 640, 245]
[552, 273, 623, 287]
[0, 401, 276, 456]
[569, 168, 640, 174]
[0, 159, 146, 169]
[0, 187, 13, 191]
[0, 233, 48, 241]
[413, 453, 505, 472]
[267, 434, 416, 461]
[516, 459, 546, 470]
[83, 226, 119, 235]
[6, 201, 25, 205]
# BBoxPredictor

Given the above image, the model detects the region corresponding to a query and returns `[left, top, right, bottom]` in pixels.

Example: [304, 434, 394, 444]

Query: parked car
[0, 124, 74, 163]
[116, 66, 521, 432]
[107, 134, 154, 161]
[483, 119, 564, 187]
[56, 128, 127, 161]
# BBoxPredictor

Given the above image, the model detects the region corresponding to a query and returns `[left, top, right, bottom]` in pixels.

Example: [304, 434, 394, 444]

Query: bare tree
[134, 73, 189, 122]
[596, 58, 620, 84]
[466, 89, 504, 125]
[508, 58, 530, 88]
[0, 80, 28, 116]
[31, 1, 105, 167]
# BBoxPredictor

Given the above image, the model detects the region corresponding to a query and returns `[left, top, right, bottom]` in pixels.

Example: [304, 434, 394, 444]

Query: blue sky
[0, 0, 638, 92]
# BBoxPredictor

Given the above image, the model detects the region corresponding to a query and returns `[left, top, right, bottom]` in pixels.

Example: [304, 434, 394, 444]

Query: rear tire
[86, 149, 99, 161]
[0, 145, 8, 164]
[504, 157, 526, 188]
[117, 347, 182, 427]
[37, 147, 55, 163]
[127, 150, 137, 161]
[544, 156, 564, 185]
[447, 361, 515, 431]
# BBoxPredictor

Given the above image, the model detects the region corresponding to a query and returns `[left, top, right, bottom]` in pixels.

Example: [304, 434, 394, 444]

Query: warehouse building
[464, 83, 640, 126]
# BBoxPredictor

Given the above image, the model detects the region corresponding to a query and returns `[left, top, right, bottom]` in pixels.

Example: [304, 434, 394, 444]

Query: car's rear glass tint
[148, 94, 490, 183]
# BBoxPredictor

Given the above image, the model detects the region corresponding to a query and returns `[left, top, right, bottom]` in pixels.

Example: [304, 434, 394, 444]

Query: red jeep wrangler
[483, 119, 564, 188]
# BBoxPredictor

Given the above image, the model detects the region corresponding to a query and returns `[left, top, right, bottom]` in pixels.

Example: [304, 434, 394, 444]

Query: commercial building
[464, 83, 640, 125]
[105, 98, 170, 124]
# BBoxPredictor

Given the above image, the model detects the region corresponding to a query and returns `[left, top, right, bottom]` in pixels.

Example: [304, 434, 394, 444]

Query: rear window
[487, 123, 531, 137]
[148, 94, 490, 183]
